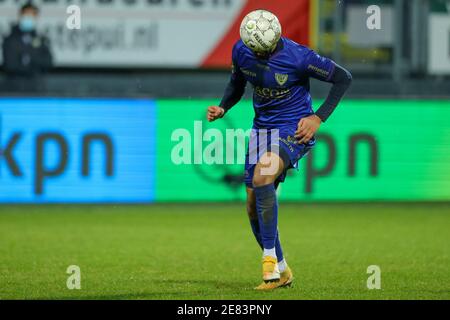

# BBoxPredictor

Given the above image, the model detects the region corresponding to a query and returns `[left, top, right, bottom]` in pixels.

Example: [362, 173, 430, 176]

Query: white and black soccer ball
[239, 9, 282, 54]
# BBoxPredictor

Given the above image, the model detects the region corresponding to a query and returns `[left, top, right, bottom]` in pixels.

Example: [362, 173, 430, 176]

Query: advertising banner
[0, 98, 156, 202]
[157, 99, 450, 202]
[0, 0, 310, 68]
[1, 98, 449, 203]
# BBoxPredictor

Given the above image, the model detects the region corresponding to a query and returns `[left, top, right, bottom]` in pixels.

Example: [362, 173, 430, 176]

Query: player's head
[18, 2, 39, 32]
[240, 9, 282, 58]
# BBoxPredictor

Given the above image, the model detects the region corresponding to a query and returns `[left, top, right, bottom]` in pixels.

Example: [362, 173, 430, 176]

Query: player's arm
[296, 51, 352, 144]
[313, 63, 352, 123]
[207, 53, 247, 122]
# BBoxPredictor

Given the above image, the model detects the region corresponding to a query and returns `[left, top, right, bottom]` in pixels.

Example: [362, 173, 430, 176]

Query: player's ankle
[263, 248, 277, 259]
[278, 259, 288, 273]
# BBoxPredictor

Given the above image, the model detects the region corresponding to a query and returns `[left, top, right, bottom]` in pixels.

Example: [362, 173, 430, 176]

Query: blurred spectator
[2, 2, 53, 92]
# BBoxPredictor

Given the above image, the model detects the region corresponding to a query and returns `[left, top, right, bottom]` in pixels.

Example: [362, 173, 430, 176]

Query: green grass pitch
[0, 203, 449, 300]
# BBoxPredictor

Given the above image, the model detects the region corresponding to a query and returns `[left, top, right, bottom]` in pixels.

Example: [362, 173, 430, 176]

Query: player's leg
[251, 128, 312, 288]
[246, 187, 263, 248]
[252, 151, 285, 282]
[248, 186, 294, 290]
[246, 187, 285, 261]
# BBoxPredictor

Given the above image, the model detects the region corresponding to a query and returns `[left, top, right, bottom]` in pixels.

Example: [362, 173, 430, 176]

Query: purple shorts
[244, 126, 315, 188]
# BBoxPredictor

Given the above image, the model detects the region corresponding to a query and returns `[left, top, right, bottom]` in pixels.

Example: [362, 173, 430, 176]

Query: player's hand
[295, 114, 322, 144]
[207, 106, 225, 122]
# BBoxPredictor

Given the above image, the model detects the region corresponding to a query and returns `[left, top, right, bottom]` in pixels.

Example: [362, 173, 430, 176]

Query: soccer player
[206, 10, 352, 290]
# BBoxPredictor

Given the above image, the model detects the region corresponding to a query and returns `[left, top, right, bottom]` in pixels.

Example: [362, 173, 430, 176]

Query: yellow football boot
[255, 266, 294, 291]
[262, 256, 280, 282]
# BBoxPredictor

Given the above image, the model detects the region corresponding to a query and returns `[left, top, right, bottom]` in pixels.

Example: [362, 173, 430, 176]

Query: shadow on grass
[32, 279, 255, 300]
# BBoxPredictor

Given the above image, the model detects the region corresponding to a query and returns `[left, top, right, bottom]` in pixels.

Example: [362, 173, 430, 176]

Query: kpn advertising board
[0, 98, 156, 202]
[0, 98, 450, 203]
[157, 99, 450, 202]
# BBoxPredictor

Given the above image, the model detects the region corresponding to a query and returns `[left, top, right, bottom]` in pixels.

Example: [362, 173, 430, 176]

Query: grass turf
[0, 203, 449, 300]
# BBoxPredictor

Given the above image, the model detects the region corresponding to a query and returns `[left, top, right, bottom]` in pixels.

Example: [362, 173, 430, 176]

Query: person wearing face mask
[2, 2, 53, 92]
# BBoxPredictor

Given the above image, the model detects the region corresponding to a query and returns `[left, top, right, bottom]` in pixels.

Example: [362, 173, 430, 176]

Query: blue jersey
[231, 37, 336, 129]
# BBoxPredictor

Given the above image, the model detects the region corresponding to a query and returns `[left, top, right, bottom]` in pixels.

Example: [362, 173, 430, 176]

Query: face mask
[19, 15, 36, 32]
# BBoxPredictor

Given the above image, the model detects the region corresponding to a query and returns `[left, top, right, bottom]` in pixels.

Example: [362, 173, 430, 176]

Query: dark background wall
[1, 70, 449, 99]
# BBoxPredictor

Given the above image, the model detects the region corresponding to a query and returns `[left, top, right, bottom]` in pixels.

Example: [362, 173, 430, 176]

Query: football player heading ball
[207, 9, 352, 290]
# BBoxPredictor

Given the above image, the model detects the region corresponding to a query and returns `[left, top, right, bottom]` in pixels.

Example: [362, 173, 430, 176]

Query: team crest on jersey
[275, 73, 288, 86]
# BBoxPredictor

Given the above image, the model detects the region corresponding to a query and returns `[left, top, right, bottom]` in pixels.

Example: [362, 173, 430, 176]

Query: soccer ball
[240, 9, 282, 54]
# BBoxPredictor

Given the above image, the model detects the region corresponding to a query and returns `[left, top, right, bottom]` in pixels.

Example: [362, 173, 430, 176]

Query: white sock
[263, 248, 277, 259]
[278, 259, 288, 273]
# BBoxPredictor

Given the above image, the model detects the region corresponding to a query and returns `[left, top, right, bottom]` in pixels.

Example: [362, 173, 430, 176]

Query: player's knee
[252, 172, 276, 187]
[254, 153, 283, 186]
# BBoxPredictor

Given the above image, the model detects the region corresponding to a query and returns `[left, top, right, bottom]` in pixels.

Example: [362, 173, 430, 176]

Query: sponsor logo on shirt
[307, 64, 329, 77]
[254, 86, 291, 99]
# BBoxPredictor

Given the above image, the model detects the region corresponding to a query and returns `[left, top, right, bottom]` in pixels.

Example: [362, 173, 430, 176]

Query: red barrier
[201, 0, 310, 68]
